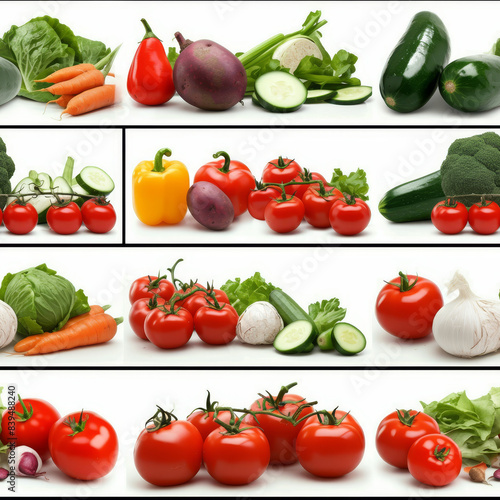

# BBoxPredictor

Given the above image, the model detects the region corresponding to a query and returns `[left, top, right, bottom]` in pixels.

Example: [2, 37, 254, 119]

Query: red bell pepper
[127, 19, 175, 106]
[194, 151, 255, 216]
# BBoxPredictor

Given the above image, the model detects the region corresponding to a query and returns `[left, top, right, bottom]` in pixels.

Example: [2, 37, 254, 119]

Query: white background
[2, 369, 498, 497]
[125, 127, 500, 244]
[0, 128, 123, 244]
[0, 1, 500, 126]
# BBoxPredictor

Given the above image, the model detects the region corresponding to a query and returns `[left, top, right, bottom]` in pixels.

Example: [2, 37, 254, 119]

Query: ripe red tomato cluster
[376, 409, 461, 487]
[248, 158, 370, 235]
[375, 272, 444, 339]
[0, 395, 118, 481]
[133, 383, 365, 487]
[128, 273, 237, 348]
[0, 198, 116, 235]
[432, 199, 500, 235]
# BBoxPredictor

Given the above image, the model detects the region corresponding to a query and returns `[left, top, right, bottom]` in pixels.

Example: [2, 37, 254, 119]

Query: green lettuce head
[0, 263, 90, 336]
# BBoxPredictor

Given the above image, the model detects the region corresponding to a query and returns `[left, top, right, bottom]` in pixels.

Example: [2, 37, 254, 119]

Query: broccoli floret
[0, 170, 11, 210]
[0, 138, 6, 154]
[0, 152, 15, 178]
[440, 132, 500, 206]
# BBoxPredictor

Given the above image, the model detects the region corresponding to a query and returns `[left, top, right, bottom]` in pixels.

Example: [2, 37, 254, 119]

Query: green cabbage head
[0, 263, 90, 336]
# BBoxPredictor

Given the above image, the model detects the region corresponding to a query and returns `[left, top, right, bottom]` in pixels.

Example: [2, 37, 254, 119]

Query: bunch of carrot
[37, 45, 120, 118]
[14, 305, 123, 356]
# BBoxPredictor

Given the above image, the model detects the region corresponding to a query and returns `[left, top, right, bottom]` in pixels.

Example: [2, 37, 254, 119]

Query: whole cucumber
[380, 11, 450, 113]
[439, 54, 500, 112]
[378, 171, 445, 223]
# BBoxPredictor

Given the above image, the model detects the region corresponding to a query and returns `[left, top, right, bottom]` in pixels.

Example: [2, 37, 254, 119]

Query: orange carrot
[61, 85, 115, 117]
[23, 314, 122, 356]
[14, 305, 110, 353]
[35, 64, 96, 83]
[42, 69, 105, 96]
[44, 94, 76, 112]
[464, 462, 487, 473]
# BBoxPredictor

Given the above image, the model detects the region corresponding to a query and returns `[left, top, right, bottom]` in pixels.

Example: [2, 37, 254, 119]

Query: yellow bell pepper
[132, 148, 189, 225]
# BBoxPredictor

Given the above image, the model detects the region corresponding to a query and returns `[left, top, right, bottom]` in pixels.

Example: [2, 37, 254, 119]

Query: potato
[187, 182, 234, 230]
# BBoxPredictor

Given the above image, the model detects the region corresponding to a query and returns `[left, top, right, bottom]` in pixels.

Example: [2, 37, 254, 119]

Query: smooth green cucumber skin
[269, 290, 319, 338]
[439, 55, 500, 112]
[380, 11, 450, 113]
[378, 171, 445, 222]
[0, 57, 21, 106]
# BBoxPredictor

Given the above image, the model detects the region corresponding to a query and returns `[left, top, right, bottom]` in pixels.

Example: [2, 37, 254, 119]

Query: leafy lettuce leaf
[0, 16, 110, 102]
[330, 168, 369, 201]
[421, 387, 500, 465]
[308, 298, 346, 334]
[221, 272, 279, 315]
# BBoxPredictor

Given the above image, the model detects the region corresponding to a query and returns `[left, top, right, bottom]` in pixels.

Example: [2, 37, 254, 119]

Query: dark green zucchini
[378, 171, 444, 222]
[380, 11, 450, 113]
[439, 54, 500, 112]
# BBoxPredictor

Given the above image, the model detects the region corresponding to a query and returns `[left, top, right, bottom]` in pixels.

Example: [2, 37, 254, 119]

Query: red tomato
[81, 198, 117, 234]
[194, 151, 255, 216]
[292, 171, 328, 199]
[242, 383, 314, 465]
[407, 434, 462, 486]
[144, 306, 194, 348]
[49, 410, 118, 480]
[296, 410, 365, 477]
[303, 187, 342, 228]
[203, 426, 270, 485]
[431, 200, 468, 234]
[468, 200, 500, 235]
[183, 289, 229, 317]
[129, 276, 175, 304]
[262, 157, 303, 195]
[194, 304, 239, 345]
[3, 201, 38, 235]
[375, 272, 443, 339]
[264, 195, 305, 234]
[247, 186, 281, 220]
[134, 407, 202, 486]
[187, 392, 236, 441]
[175, 282, 207, 307]
[129, 296, 166, 340]
[329, 197, 371, 235]
[0, 397, 60, 462]
[47, 202, 82, 235]
[376, 410, 440, 469]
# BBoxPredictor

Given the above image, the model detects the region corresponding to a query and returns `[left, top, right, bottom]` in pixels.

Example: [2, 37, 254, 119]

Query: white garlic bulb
[432, 272, 500, 358]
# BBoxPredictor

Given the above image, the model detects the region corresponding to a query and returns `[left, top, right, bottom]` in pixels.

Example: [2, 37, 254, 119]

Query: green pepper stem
[213, 151, 231, 173]
[152, 148, 172, 173]
[141, 18, 160, 41]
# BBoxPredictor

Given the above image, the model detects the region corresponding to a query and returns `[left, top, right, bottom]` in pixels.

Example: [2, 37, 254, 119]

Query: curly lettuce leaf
[221, 272, 279, 315]
[421, 387, 500, 465]
[330, 168, 370, 201]
[308, 298, 346, 334]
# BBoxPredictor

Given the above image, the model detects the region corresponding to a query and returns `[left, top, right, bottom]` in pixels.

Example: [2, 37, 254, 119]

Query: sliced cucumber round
[75, 166, 115, 196]
[254, 71, 307, 113]
[251, 92, 262, 107]
[328, 86, 372, 105]
[306, 89, 337, 104]
[332, 323, 366, 355]
[273, 321, 315, 354]
[317, 329, 335, 351]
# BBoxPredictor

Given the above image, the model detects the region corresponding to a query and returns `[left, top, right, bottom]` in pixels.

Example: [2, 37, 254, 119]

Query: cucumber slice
[306, 89, 337, 104]
[328, 86, 372, 105]
[301, 343, 314, 353]
[274, 321, 315, 354]
[254, 71, 307, 113]
[317, 329, 335, 351]
[38, 176, 74, 224]
[251, 92, 262, 107]
[71, 182, 91, 208]
[75, 166, 115, 196]
[332, 323, 366, 355]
